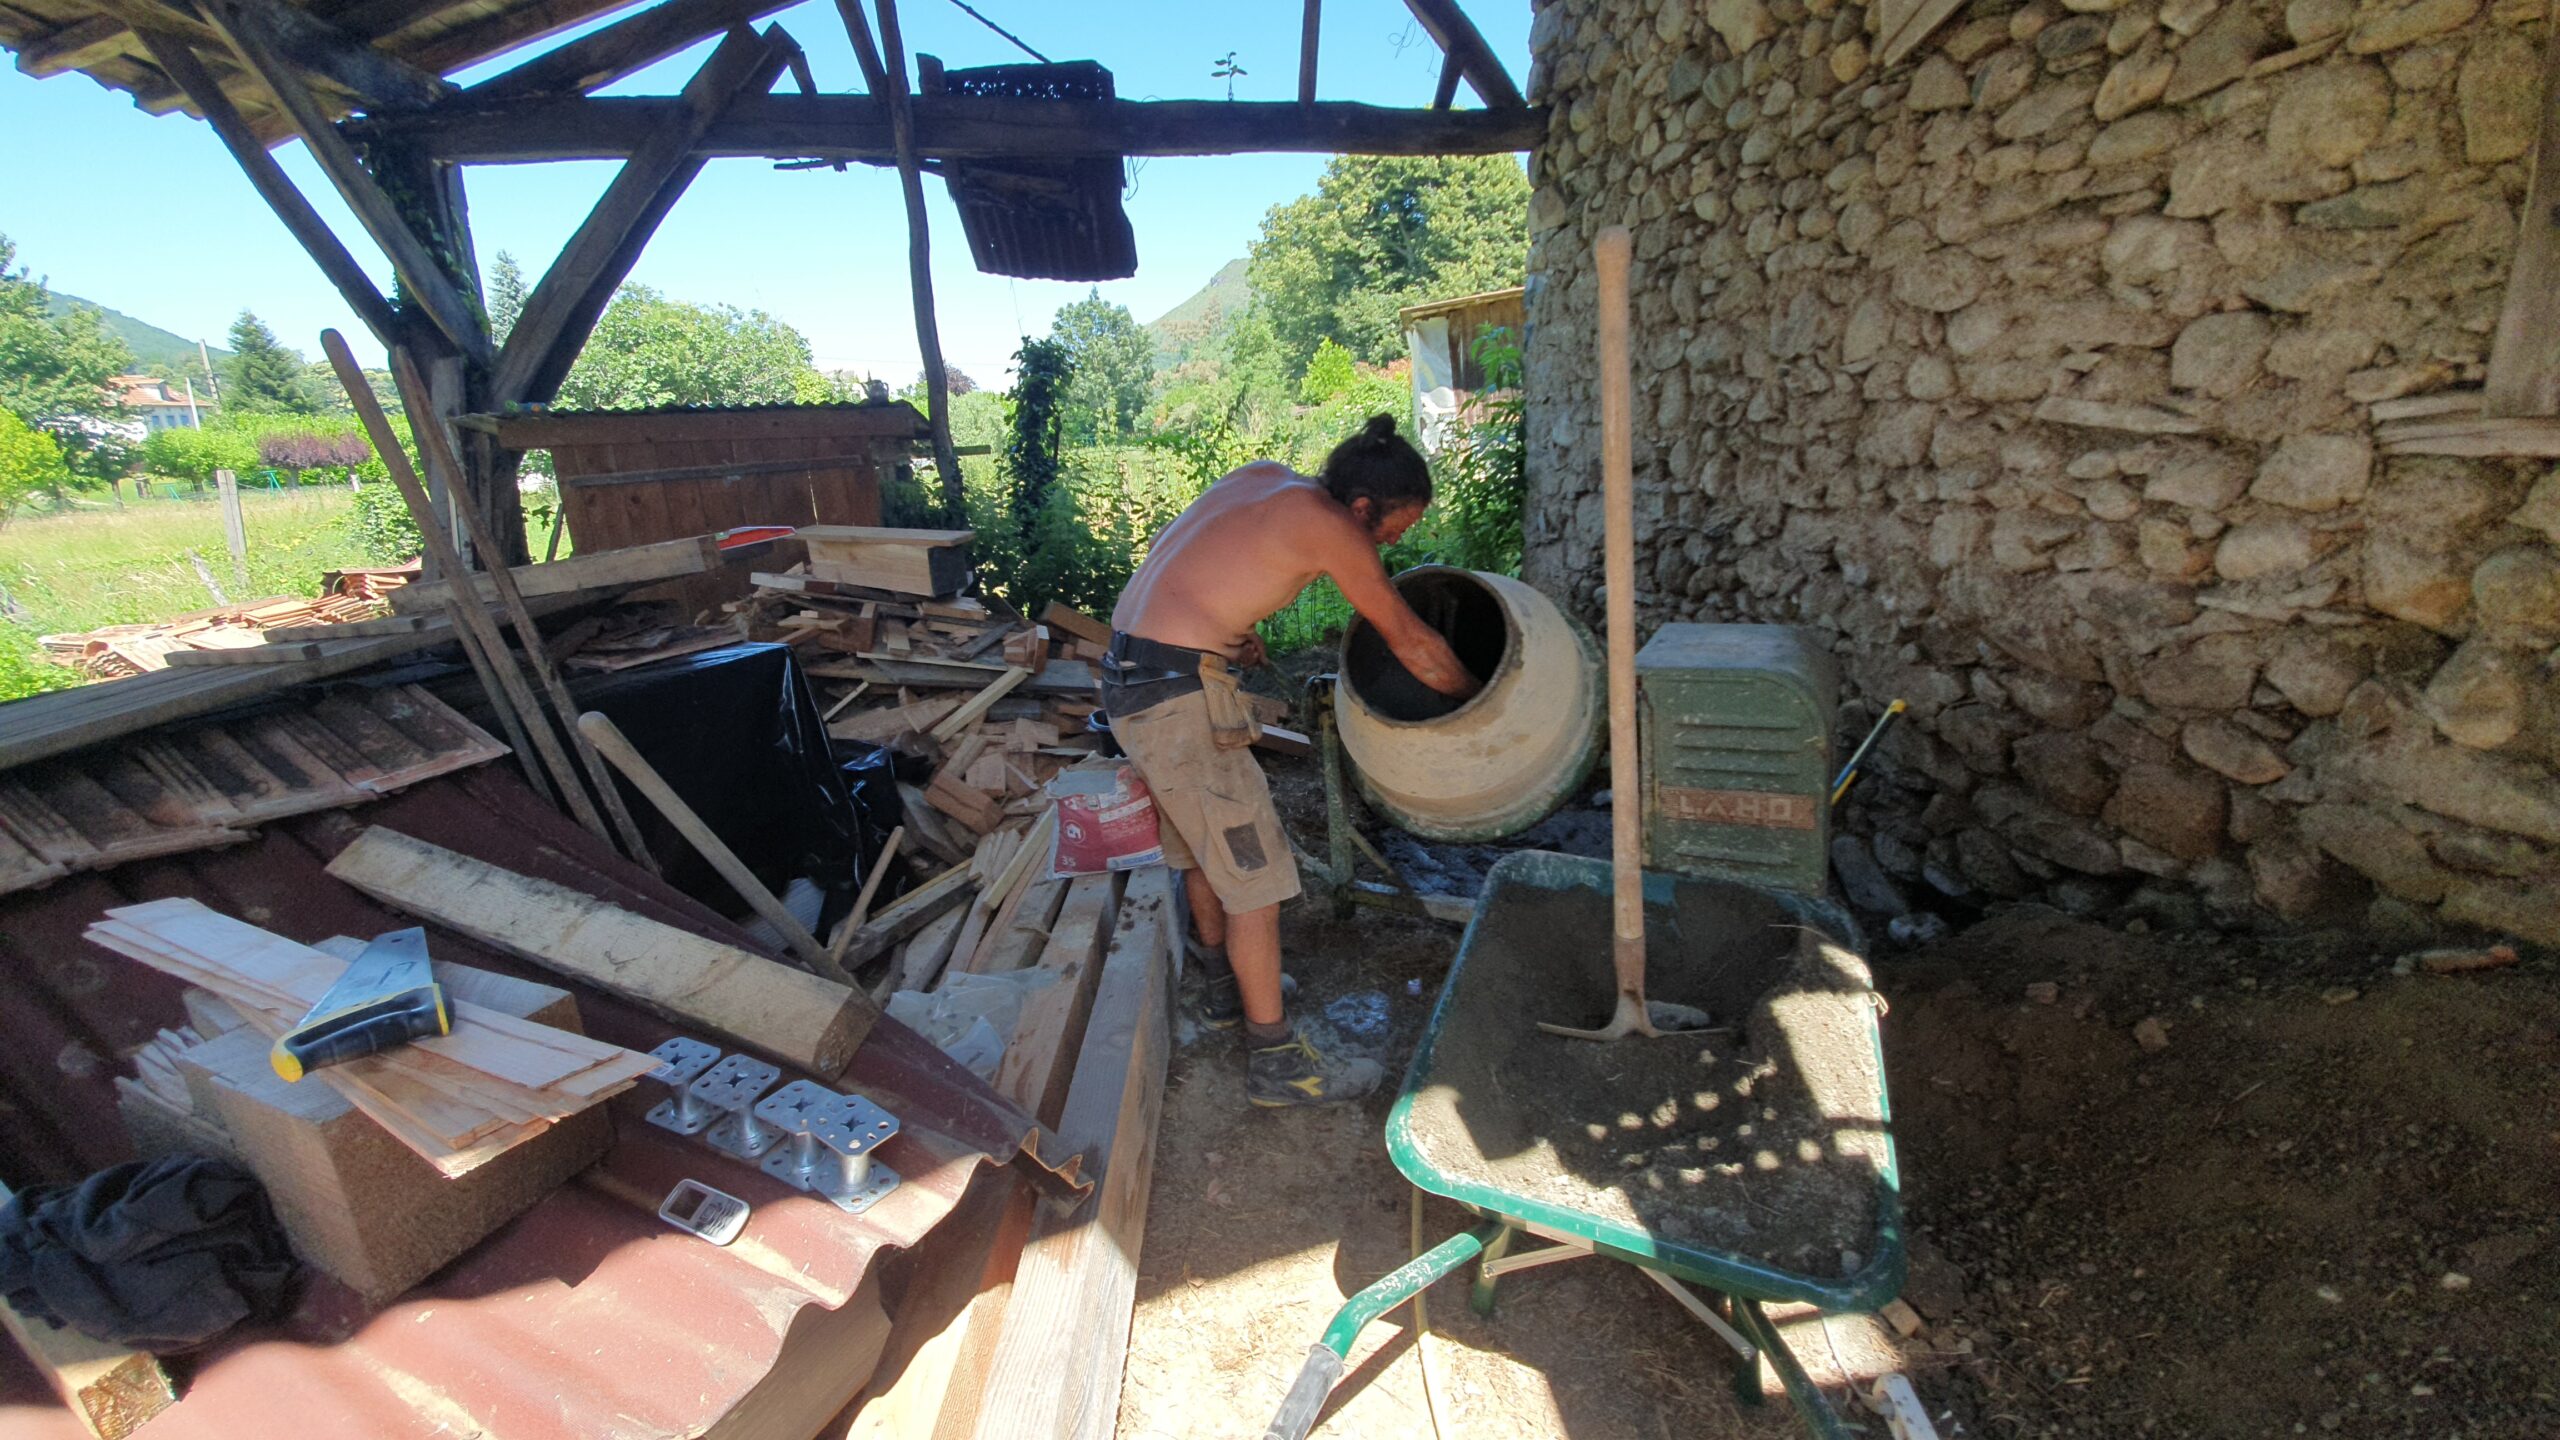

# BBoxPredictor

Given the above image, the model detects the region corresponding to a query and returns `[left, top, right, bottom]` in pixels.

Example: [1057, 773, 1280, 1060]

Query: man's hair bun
[1361, 414, 1399, 443]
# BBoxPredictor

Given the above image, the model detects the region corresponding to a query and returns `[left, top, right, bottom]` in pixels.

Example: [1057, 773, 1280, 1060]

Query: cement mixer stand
[1299, 672, 1474, 926]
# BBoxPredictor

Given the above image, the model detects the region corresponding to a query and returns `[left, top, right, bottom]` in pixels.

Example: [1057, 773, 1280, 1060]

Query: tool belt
[1100, 632, 1261, 748]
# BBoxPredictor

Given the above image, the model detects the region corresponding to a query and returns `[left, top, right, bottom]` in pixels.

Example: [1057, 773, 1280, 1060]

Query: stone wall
[1519, 0, 2560, 939]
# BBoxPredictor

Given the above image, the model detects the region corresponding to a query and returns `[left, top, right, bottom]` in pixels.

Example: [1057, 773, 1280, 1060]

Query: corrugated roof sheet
[0, 764, 1070, 1438]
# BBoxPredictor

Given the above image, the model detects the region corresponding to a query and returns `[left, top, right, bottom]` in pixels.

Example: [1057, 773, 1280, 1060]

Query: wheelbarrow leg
[1719, 1293, 1765, 1408]
[1263, 1221, 1505, 1440]
[1468, 1226, 1518, 1315]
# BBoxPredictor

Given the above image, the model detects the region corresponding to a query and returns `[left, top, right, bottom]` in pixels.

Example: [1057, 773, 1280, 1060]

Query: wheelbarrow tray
[1383, 849, 1906, 1312]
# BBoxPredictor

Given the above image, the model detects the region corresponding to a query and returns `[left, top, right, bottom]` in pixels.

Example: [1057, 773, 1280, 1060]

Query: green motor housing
[1635, 623, 1838, 897]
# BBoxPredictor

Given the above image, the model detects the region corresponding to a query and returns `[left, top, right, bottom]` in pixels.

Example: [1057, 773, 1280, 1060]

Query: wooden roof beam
[15, 15, 131, 77]
[463, 0, 793, 102]
[347, 94, 1548, 163]
[493, 23, 793, 405]
[1397, 0, 1524, 110]
[131, 27, 400, 346]
[202, 0, 490, 363]
[78, 0, 452, 113]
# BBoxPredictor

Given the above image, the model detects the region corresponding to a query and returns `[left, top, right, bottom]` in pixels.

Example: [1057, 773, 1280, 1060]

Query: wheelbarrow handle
[1262, 1344, 1347, 1440]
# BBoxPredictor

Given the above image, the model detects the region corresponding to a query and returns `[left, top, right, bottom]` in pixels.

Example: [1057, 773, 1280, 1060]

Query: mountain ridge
[44, 292, 230, 373]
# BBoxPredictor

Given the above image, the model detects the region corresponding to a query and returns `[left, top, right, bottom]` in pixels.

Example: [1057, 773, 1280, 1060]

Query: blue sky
[0, 0, 1527, 386]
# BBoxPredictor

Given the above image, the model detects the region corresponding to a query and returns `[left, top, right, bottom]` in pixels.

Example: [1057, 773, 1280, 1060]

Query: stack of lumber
[41, 592, 391, 680]
[835, 865, 1180, 1440]
[84, 897, 660, 1177]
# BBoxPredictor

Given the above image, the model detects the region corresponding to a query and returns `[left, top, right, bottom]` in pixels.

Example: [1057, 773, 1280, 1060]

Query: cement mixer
[1305, 565, 1605, 917]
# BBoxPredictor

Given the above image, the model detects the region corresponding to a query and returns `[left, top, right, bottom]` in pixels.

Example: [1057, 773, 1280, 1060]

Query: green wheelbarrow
[1264, 851, 1906, 1440]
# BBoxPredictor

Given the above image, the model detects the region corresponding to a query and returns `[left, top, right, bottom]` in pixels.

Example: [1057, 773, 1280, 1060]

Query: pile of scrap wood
[42, 592, 393, 679]
[87, 897, 660, 1177]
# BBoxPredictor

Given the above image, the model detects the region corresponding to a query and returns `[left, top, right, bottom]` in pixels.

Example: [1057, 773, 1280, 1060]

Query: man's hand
[1233, 631, 1268, 669]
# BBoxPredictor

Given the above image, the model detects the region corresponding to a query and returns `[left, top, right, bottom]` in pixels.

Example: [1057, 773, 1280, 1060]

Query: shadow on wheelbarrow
[1266, 851, 1905, 1440]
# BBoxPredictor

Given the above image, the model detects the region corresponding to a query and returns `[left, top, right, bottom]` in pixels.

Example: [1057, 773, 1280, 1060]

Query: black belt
[1100, 631, 1211, 717]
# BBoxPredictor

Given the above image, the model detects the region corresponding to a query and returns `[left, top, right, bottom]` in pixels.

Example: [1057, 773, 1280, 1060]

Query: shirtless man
[1106, 414, 1478, 1107]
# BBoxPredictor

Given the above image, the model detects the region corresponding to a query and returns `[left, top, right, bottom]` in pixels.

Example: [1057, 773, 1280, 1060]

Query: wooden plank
[968, 866, 1175, 1440]
[1252, 724, 1313, 759]
[838, 859, 977, 964]
[989, 873, 1119, 1127]
[388, 534, 722, 612]
[2483, 15, 2560, 417]
[929, 666, 1032, 743]
[1299, 0, 1321, 106]
[798, 526, 975, 547]
[1037, 602, 1112, 649]
[837, 1173, 1035, 1440]
[0, 1186, 176, 1439]
[323, 826, 878, 1073]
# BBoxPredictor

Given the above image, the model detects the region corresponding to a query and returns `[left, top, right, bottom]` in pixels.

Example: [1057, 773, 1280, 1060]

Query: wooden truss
[14, 0, 1541, 560]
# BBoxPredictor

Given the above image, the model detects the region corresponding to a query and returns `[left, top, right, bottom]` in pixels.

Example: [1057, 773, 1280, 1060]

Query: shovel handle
[1262, 1344, 1346, 1440]
[1595, 226, 1646, 991]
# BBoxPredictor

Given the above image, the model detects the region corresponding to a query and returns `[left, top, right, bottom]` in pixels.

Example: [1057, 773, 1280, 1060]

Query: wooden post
[1298, 0, 1320, 106]
[2483, 17, 2560, 417]
[214, 467, 248, 591]
[837, 0, 965, 516]
[392, 345, 659, 870]
[323, 329, 611, 842]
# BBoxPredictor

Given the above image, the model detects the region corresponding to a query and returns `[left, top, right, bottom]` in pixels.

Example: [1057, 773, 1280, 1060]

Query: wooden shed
[1400, 286, 1524, 452]
[484, 402, 931, 555]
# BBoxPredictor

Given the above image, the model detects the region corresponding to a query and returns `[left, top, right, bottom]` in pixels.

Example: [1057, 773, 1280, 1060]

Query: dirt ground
[1116, 749, 2560, 1439]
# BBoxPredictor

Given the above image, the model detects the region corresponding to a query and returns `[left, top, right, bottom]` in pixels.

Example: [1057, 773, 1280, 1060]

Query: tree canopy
[1245, 155, 1529, 373]
[0, 234, 131, 429]
[1049, 289, 1152, 443]
[486, 251, 528, 346]
[0, 405, 70, 511]
[555, 283, 822, 410]
[220, 310, 319, 413]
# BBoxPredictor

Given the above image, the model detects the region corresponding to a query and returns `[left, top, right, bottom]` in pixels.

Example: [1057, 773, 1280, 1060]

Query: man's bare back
[1112, 461, 1475, 697]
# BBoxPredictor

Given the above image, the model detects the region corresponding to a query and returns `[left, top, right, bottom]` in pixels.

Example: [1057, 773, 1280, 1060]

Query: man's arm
[1322, 521, 1480, 699]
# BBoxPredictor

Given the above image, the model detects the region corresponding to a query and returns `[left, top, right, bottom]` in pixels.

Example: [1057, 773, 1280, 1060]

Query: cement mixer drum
[1334, 566, 1604, 842]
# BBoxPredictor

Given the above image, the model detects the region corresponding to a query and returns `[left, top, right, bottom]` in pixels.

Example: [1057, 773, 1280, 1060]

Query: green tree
[220, 310, 318, 413]
[0, 406, 70, 513]
[1245, 155, 1529, 372]
[138, 424, 259, 487]
[487, 251, 528, 345]
[1298, 337, 1357, 404]
[555, 284, 823, 410]
[0, 234, 132, 485]
[1048, 289, 1152, 443]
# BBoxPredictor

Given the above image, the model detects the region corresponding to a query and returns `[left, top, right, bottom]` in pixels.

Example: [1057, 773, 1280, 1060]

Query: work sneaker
[1247, 1029, 1384, 1108]
[1197, 964, 1297, 1029]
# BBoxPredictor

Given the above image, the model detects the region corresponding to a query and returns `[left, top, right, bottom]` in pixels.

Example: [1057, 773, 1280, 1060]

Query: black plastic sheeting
[418, 643, 899, 930]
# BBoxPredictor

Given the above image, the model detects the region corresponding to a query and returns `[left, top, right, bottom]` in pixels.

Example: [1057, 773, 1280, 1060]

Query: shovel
[1539, 227, 1710, 1044]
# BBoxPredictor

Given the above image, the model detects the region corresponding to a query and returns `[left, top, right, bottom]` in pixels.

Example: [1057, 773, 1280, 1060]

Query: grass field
[0, 488, 377, 701]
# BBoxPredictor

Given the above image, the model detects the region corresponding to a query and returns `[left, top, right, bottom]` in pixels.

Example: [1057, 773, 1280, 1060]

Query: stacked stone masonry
[1520, 0, 2559, 940]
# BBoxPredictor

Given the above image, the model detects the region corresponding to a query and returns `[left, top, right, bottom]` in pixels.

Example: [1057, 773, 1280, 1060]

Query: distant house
[109, 374, 203, 431]
[1398, 286, 1523, 454]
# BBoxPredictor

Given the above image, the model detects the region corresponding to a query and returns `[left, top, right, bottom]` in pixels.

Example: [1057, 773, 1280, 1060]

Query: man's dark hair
[1320, 414, 1432, 511]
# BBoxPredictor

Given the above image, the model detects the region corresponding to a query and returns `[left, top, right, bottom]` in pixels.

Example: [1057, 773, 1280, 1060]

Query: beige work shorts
[1110, 682, 1301, 914]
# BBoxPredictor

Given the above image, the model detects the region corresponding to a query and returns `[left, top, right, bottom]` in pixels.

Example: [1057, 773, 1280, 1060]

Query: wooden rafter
[492, 24, 794, 406]
[70, 0, 451, 112]
[202, 0, 491, 365]
[838, 0, 965, 513]
[1432, 50, 1462, 110]
[132, 26, 400, 347]
[2483, 17, 2560, 418]
[1397, 0, 1524, 110]
[350, 94, 1549, 164]
[1298, 0, 1320, 107]
[464, 0, 795, 102]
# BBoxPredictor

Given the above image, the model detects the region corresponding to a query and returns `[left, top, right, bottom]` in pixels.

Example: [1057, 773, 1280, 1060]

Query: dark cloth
[0, 1155, 300, 1350]
[1101, 631, 1212, 718]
